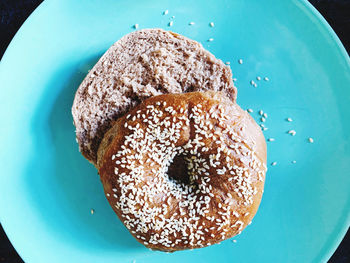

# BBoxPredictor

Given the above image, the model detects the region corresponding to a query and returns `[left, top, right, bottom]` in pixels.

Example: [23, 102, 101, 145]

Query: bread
[97, 91, 266, 251]
[72, 29, 236, 165]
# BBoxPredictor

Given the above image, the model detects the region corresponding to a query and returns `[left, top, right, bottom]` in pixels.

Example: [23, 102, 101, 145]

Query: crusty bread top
[97, 91, 266, 251]
[72, 29, 236, 164]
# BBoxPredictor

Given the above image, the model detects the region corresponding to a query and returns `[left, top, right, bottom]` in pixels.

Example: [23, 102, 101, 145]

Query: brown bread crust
[97, 91, 266, 251]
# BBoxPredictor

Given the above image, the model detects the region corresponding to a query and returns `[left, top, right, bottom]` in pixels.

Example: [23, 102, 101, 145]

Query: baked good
[97, 91, 267, 251]
[72, 28, 236, 165]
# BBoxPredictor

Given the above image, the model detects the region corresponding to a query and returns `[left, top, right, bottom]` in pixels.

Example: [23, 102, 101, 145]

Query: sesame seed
[263, 113, 268, 118]
[250, 80, 256, 86]
[209, 22, 215, 27]
[259, 110, 263, 116]
[308, 137, 314, 143]
[286, 117, 293, 122]
[260, 117, 266, 122]
[168, 21, 173, 27]
[189, 21, 195, 25]
[271, 162, 277, 166]
[264, 77, 269, 81]
[233, 78, 237, 82]
[238, 59, 243, 64]
[163, 10, 168, 15]
[232, 239, 237, 243]
[208, 38, 214, 42]
[91, 209, 95, 214]
[133, 24, 139, 29]
[225, 61, 230, 65]
[256, 76, 261, 81]
[267, 138, 275, 142]
[247, 109, 253, 113]
[292, 160, 296, 164]
[288, 130, 296, 136]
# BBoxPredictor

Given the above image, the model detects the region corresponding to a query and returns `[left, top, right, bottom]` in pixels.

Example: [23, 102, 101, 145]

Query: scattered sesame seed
[163, 10, 168, 15]
[292, 160, 296, 164]
[262, 127, 268, 131]
[91, 209, 95, 215]
[247, 109, 253, 113]
[233, 78, 237, 82]
[288, 130, 296, 136]
[207, 38, 214, 42]
[259, 110, 263, 116]
[189, 21, 195, 25]
[271, 162, 277, 166]
[256, 76, 261, 81]
[168, 21, 173, 27]
[232, 239, 237, 243]
[209, 22, 215, 27]
[263, 113, 268, 118]
[308, 137, 314, 143]
[133, 24, 139, 29]
[286, 117, 293, 122]
[267, 138, 275, 142]
[264, 77, 269, 81]
[171, 15, 175, 19]
[260, 117, 266, 122]
[225, 61, 230, 65]
[238, 59, 243, 64]
[250, 80, 256, 86]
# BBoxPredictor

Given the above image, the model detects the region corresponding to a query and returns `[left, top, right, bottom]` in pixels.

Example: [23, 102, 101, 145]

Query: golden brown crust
[98, 91, 266, 251]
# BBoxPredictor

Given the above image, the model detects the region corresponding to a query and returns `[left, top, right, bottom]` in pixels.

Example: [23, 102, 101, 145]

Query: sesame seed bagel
[97, 91, 266, 251]
[72, 28, 236, 165]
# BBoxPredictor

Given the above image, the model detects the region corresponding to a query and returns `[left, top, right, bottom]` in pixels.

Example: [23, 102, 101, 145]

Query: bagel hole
[186, 85, 196, 93]
[167, 154, 190, 185]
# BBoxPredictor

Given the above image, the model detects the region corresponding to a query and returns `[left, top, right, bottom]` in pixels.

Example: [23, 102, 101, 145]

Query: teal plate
[1, 0, 349, 262]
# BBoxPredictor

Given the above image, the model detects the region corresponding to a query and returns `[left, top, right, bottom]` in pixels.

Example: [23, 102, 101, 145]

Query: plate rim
[295, 1, 350, 261]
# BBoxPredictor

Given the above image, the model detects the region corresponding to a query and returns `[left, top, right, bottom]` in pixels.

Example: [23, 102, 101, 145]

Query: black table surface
[0, 0, 349, 262]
